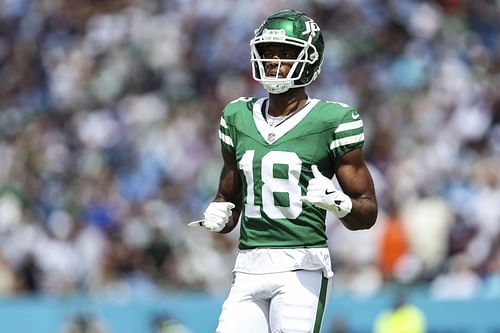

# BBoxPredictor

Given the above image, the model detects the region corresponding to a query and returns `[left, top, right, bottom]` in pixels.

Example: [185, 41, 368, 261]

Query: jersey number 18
[239, 150, 303, 220]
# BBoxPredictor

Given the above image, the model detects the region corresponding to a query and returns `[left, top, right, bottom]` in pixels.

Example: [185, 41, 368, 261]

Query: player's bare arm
[214, 149, 242, 233]
[335, 148, 378, 230]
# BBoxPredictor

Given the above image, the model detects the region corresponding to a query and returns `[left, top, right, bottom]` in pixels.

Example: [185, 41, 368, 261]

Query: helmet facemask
[250, 28, 321, 94]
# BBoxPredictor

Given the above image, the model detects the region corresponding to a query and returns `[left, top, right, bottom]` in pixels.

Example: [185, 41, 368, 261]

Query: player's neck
[268, 89, 308, 117]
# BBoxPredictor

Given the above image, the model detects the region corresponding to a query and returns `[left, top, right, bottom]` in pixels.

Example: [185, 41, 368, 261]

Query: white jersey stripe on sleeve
[335, 120, 363, 133]
[330, 133, 364, 150]
[220, 118, 229, 129]
[219, 130, 234, 147]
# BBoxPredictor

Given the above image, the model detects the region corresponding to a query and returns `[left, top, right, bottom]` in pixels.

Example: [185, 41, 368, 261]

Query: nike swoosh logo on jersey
[351, 110, 360, 119]
[325, 189, 336, 195]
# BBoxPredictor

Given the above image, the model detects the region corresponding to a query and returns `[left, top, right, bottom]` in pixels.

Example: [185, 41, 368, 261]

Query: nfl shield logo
[268, 132, 276, 142]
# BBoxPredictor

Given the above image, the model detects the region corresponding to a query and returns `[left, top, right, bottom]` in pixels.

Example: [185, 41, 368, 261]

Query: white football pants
[215, 270, 332, 333]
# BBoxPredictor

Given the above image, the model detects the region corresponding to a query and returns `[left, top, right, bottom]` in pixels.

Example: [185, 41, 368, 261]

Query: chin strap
[262, 80, 293, 94]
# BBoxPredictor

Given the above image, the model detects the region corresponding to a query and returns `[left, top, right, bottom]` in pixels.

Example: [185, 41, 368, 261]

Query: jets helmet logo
[302, 20, 320, 37]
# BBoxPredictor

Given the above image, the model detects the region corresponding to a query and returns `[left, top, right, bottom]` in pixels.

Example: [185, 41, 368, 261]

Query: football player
[198, 9, 378, 333]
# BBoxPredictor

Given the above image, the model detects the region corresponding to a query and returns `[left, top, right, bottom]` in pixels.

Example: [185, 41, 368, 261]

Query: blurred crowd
[0, 0, 499, 301]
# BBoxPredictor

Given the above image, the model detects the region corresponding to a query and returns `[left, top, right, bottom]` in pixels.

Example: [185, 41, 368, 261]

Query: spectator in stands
[374, 292, 426, 333]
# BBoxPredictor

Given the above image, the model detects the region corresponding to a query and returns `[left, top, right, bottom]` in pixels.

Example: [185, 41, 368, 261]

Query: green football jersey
[219, 97, 364, 249]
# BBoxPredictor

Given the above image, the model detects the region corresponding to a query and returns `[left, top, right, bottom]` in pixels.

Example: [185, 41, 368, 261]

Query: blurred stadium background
[0, 0, 499, 332]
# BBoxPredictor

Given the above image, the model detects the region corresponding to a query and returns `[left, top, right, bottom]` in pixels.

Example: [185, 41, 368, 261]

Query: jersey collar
[252, 97, 319, 144]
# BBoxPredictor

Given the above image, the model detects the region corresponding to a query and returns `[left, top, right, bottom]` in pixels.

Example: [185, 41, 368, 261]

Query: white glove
[300, 165, 352, 218]
[202, 202, 235, 232]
